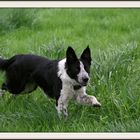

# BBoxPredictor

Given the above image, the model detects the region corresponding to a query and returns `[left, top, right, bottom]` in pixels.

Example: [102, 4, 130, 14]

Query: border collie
[0, 46, 101, 118]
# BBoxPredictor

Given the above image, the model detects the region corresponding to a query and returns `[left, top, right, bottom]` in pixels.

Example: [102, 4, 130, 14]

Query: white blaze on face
[77, 61, 89, 84]
[57, 58, 79, 86]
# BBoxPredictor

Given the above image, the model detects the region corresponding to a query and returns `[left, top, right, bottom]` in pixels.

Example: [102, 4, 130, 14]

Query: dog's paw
[91, 96, 101, 107]
[93, 101, 101, 107]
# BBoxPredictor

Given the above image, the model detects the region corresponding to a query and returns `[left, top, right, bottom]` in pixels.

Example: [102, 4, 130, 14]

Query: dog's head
[65, 46, 92, 86]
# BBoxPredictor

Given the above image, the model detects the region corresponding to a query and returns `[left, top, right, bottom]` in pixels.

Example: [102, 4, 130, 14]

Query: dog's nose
[82, 77, 89, 83]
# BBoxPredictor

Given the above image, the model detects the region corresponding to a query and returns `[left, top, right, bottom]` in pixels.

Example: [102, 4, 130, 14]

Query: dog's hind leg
[3, 79, 26, 95]
[0, 82, 8, 97]
[2, 82, 8, 90]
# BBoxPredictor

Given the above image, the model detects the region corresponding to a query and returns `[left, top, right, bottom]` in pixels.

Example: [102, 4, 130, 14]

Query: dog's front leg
[56, 97, 68, 118]
[75, 87, 101, 107]
[56, 91, 71, 119]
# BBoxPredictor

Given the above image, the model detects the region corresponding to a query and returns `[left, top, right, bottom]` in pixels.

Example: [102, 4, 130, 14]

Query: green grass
[0, 8, 140, 132]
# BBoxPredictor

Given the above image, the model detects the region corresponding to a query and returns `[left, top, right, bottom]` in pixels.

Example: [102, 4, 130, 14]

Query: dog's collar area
[73, 85, 82, 90]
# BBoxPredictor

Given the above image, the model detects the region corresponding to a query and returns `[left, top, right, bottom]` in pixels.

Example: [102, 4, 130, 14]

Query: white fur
[58, 58, 78, 86]
[57, 59, 101, 118]
[77, 61, 89, 84]
[57, 58, 76, 118]
[74, 87, 101, 106]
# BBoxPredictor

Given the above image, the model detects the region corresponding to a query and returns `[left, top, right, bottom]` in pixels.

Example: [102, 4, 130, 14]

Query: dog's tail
[0, 56, 15, 71]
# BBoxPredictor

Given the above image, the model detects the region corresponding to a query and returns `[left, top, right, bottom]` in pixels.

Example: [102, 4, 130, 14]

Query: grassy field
[0, 8, 139, 132]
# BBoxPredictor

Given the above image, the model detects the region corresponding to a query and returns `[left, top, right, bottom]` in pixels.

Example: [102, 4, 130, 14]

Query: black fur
[80, 46, 92, 74]
[66, 46, 91, 83]
[0, 54, 62, 101]
[0, 46, 91, 106]
[65, 46, 80, 81]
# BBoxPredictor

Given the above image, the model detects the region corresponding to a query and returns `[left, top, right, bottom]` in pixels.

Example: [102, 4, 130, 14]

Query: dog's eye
[75, 66, 80, 73]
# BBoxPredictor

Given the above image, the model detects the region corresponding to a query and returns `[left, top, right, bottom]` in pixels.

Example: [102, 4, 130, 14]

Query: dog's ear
[80, 45, 92, 63]
[66, 46, 78, 64]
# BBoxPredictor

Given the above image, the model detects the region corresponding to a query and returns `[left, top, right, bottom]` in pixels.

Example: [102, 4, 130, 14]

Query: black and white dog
[0, 46, 101, 118]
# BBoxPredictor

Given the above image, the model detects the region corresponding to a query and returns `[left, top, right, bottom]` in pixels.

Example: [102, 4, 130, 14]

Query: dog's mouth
[80, 82, 87, 86]
[75, 79, 88, 87]
[77, 81, 88, 87]
[73, 82, 87, 90]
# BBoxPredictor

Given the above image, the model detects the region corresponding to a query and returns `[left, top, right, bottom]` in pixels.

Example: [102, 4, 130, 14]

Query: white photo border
[0, 1, 140, 8]
[0, 1, 140, 139]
